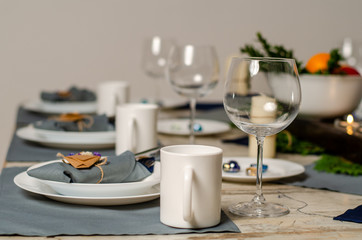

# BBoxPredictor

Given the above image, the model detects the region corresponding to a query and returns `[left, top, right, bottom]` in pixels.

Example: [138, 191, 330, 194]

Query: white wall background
[1, 0, 362, 164]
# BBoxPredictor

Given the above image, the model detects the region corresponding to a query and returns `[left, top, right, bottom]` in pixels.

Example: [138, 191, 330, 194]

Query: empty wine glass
[341, 38, 362, 74]
[166, 45, 219, 144]
[223, 57, 301, 217]
[142, 36, 176, 105]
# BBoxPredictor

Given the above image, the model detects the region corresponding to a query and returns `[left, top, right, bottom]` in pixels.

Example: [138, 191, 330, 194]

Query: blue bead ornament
[250, 163, 268, 173]
[223, 160, 241, 173]
[188, 123, 203, 132]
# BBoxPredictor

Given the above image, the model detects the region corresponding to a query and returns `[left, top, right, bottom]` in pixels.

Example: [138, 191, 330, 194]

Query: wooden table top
[2, 110, 362, 239]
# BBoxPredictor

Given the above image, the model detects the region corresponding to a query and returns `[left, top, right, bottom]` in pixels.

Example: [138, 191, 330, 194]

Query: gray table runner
[276, 163, 362, 195]
[16, 107, 50, 126]
[0, 167, 240, 236]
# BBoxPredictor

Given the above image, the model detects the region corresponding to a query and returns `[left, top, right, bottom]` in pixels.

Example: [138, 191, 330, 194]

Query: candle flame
[347, 114, 354, 124]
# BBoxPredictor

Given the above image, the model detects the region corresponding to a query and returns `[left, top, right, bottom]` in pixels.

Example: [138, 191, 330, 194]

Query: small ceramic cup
[115, 103, 158, 154]
[97, 81, 130, 117]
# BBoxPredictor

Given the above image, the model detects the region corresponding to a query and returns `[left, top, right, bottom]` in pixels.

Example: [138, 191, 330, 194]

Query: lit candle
[335, 114, 360, 135]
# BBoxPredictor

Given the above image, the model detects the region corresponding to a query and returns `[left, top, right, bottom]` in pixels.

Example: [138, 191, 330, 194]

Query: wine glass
[166, 45, 219, 144]
[341, 38, 362, 74]
[223, 57, 301, 217]
[142, 36, 176, 105]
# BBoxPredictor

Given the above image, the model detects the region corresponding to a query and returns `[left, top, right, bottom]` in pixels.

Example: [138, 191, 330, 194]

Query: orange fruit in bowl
[305, 53, 330, 73]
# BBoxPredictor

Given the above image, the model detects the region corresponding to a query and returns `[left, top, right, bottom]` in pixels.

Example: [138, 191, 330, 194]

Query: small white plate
[157, 118, 231, 136]
[22, 100, 97, 114]
[14, 171, 160, 206]
[16, 125, 115, 149]
[134, 98, 187, 109]
[26, 160, 160, 197]
[222, 157, 305, 183]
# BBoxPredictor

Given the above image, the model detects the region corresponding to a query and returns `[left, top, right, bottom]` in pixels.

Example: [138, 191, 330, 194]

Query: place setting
[13, 150, 161, 206]
[22, 86, 98, 114]
[16, 113, 116, 149]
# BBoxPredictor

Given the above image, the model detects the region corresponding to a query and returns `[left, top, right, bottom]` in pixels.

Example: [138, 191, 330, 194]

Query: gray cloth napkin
[41, 86, 96, 102]
[276, 163, 362, 195]
[0, 167, 240, 236]
[27, 151, 151, 183]
[33, 114, 111, 132]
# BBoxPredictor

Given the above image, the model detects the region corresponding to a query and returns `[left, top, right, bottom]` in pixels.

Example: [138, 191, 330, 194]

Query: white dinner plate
[222, 157, 305, 183]
[16, 124, 115, 149]
[22, 99, 97, 114]
[157, 118, 231, 136]
[26, 160, 160, 197]
[133, 97, 187, 109]
[14, 171, 160, 206]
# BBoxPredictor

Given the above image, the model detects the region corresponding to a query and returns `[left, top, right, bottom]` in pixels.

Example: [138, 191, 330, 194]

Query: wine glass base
[229, 201, 290, 218]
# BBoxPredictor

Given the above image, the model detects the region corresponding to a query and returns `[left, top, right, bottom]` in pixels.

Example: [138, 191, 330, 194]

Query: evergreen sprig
[328, 48, 343, 73]
[314, 155, 362, 176]
[241, 32, 303, 72]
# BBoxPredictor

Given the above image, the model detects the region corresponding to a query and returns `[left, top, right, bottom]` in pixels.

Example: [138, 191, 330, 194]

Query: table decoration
[222, 157, 304, 183]
[334, 114, 361, 136]
[0, 167, 240, 236]
[241, 32, 362, 119]
[41, 86, 96, 102]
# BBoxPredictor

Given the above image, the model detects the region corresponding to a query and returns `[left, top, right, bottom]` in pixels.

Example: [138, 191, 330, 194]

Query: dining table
[1, 103, 361, 239]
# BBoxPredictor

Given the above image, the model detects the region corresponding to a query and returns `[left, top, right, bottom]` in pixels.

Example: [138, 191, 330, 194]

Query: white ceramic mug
[97, 81, 130, 117]
[115, 103, 158, 155]
[160, 145, 223, 229]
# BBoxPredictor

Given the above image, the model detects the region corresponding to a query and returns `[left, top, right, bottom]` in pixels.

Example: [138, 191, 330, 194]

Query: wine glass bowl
[223, 57, 301, 217]
[142, 36, 176, 104]
[166, 45, 219, 143]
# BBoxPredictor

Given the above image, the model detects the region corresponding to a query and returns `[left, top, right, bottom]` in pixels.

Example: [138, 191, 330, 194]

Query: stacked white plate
[14, 161, 160, 206]
[16, 124, 115, 149]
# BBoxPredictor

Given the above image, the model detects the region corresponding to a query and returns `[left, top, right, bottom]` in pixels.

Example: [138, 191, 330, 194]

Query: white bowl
[299, 74, 362, 118]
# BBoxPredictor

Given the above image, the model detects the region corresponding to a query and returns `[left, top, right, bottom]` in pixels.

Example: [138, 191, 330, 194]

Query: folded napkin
[41, 86, 96, 102]
[334, 205, 362, 223]
[33, 114, 110, 132]
[27, 151, 153, 184]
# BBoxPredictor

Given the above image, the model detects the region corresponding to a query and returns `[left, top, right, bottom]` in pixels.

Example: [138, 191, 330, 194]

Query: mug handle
[183, 166, 193, 222]
[128, 118, 137, 152]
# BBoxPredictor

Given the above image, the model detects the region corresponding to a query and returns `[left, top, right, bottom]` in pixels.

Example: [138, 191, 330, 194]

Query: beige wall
[1, 0, 361, 164]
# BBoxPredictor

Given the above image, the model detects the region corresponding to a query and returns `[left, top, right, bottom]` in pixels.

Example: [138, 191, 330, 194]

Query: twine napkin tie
[50, 113, 94, 131]
[57, 151, 107, 184]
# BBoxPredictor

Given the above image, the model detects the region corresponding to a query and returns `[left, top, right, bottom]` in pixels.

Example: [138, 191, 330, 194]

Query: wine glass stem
[255, 136, 265, 202]
[154, 77, 161, 105]
[189, 97, 197, 144]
